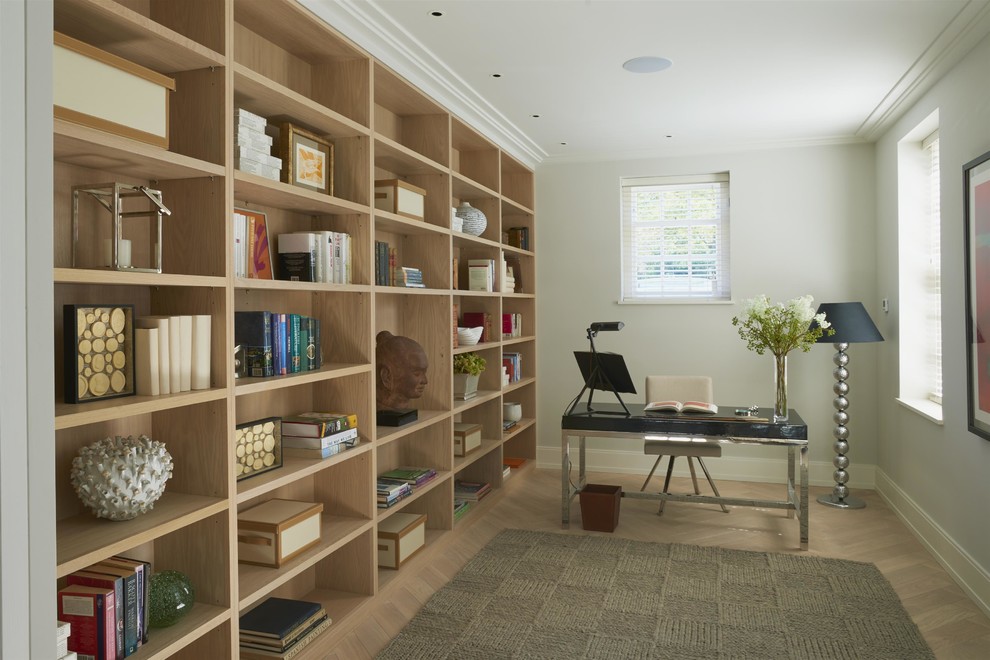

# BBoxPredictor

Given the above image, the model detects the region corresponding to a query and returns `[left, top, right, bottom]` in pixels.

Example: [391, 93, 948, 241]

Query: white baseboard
[876, 470, 990, 618]
[537, 445, 875, 489]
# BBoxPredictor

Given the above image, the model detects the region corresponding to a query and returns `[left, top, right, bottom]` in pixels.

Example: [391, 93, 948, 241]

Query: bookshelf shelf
[50, 0, 534, 655]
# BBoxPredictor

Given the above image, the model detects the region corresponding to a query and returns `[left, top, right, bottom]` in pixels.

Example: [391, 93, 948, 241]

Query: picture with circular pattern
[65, 304, 134, 403]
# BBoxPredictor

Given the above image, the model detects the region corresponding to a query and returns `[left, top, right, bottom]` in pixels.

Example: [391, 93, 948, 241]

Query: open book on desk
[644, 400, 718, 414]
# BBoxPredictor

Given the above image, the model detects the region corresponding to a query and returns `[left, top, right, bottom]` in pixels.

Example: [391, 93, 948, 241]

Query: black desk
[562, 404, 809, 550]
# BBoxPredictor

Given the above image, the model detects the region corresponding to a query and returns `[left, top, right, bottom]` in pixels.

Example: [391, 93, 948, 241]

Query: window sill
[618, 299, 735, 305]
[896, 397, 943, 424]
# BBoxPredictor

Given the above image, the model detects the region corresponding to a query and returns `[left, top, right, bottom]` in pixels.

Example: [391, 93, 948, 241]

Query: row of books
[57, 556, 151, 660]
[234, 311, 321, 378]
[454, 479, 491, 502]
[239, 597, 332, 660]
[374, 241, 396, 285]
[134, 314, 211, 396]
[275, 231, 352, 284]
[233, 207, 274, 280]
[505, 226, 530, 251]
[282, 412, 359, 460]
[468, 258, 496, 292]
[502, 313, 523, 339]
[503, 352, 523, 383]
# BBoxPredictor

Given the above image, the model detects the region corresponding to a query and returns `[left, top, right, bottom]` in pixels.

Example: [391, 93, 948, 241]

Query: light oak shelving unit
[50, 0, 536, 657]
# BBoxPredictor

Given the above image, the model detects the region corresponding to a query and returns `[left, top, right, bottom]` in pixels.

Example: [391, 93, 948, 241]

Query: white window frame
[620, 173, 730, 303]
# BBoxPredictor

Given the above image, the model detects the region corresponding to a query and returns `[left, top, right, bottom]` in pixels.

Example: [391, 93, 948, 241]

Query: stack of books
[453, 498, 471, 521]
[56, 621, 72, 660]
[281, 412, 359, 460]
[134, 314, 212, 396]
[59, 556, 151, 660]
[234, 311, 322, 378]
[501, 257, 516, 292]
[234, 108, 282, 182]
[377, 478, 413, 509]
[379, 466, 438, 488]
[239, 597, 331, 659]
[454, 479, 491, 502]
[396, 266, 425, 288]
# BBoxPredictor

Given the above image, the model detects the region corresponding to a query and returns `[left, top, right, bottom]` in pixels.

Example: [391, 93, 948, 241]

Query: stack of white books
[235, 108, 282, 182]
[134, 315, 211, 396]
[56, 620, 75, 660]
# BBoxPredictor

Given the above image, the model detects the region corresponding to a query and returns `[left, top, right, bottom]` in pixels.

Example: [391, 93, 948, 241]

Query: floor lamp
[813, 302, 884, 509]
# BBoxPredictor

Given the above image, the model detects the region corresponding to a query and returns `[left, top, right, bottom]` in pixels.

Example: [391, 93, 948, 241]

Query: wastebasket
[579, 484, 621, 532]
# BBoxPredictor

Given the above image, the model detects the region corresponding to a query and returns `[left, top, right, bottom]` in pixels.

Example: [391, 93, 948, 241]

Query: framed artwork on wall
[276, 122, 333, 196]
[963, 149, 990, 441]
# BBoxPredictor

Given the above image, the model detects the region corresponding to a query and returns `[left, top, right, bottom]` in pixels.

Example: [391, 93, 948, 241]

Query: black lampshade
[812, 302, 883, 343]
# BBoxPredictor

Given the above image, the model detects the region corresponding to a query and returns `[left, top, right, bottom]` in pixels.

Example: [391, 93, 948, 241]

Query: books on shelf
[234, 108, 281, 183]
[644, 400, 719, 414]
[454, 479, 491, 502]
[134, 315, 212, 396]
[57, 584, 115, 660]
[374, 240, 398, 286]
[502, 313, 522, 339]
[396, 266, 425, 288]
[453, 498, 471, 521]
[503, 457, 527, 469]
[239, 597, 331, 660]
[234, 311, 321, 378]
[377, 478, 413, 508]
[503, 352, 522, 383]
[506, 226, 530, 250]
[233, 208, 274, 280]
[461, 312, 493, 343]
[274, 231, 352, 284]
[379, 466, 437, 488]
[282, 426, 358, 450]
[281, 412, 357, 438]
[468, 258, 495, 292]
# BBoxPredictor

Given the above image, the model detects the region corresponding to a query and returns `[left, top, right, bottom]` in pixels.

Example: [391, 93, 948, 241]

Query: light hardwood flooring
[321, 467, 990, 659]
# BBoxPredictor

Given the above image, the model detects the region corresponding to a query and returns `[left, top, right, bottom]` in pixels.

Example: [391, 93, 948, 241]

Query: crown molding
[297, 0, 546, 169]
[857, 0, 990, 141]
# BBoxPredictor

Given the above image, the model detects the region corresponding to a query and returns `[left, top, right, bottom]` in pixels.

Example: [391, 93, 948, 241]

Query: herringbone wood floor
[320, 467, 990, 659]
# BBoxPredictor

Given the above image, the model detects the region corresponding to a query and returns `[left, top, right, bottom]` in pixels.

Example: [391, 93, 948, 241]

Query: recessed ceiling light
[430, 11, 443, 17]
[490, 73, 502, 78]
[560, 142, 568, 146]
[531, 114, 540, 118]
[622, 56, 673, 73]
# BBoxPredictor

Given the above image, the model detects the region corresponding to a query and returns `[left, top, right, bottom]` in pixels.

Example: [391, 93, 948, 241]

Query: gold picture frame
[276, 122, 333, 195]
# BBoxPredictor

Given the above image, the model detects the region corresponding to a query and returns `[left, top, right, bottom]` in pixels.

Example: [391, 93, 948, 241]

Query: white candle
[103, 239, 132, 268]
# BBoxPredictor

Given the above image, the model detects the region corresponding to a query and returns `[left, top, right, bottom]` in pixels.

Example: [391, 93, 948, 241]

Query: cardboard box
[377, 512, 427, 569]
[453, 422, 482, 457]
[54, 32, 175, 148]
[375, 179, 427, 220]
[237, 499, 323, 567]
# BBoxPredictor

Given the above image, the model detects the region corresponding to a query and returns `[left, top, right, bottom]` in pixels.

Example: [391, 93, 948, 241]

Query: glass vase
[773, 353, 788, 422]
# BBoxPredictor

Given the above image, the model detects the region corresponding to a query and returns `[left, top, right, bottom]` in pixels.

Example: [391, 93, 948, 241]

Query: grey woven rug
[377, 529, 934, 660]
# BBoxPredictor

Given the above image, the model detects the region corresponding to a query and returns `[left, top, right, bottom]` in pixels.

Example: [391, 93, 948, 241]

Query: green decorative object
[148, 569, 194, 628]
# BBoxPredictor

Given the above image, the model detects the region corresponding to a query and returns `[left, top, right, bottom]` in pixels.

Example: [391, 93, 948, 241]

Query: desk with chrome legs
[561, 404, 810, 550]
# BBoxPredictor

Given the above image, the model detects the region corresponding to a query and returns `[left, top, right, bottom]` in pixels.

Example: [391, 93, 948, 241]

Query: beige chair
[641, 375, 728, 514]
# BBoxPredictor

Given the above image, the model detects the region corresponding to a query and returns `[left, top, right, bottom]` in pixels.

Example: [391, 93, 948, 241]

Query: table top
[562, 403, 808, 441]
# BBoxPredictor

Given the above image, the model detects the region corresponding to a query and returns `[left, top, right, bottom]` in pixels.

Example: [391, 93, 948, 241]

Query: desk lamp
[566, 321, 632, 416]
[812, 302, 883, 509]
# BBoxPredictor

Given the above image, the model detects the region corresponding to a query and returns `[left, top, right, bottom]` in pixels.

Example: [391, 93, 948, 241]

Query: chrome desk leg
[787, 446, 796, 519]
[800, 444, 809, 550]
[561, 430, 570, 527]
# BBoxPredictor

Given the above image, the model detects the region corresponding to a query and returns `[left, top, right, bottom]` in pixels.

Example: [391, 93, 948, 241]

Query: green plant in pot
[453, 352, 485, 401]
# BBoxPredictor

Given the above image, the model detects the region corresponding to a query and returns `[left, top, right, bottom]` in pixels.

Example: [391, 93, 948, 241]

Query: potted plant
[453, 352, 486, 401]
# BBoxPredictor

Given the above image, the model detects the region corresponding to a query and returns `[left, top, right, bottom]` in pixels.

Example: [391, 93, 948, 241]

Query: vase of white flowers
[731, 295, 834, 421]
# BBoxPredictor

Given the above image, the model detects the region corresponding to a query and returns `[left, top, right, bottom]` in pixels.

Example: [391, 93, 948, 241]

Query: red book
[462, 312, 492, 342]
[58, 584, 116, 660]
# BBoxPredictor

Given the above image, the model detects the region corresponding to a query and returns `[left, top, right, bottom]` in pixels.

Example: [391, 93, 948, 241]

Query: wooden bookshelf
[50, 0, 536, 656]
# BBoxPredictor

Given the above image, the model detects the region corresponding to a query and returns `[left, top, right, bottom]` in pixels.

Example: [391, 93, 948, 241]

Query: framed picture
[964, 149, 990, 441]
[64, 304, 135, 403]
[235, 416, 282, 481]
[276, 122, 333, 195]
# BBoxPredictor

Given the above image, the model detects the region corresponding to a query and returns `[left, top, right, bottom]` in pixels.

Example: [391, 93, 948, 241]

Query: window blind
[924, 130, 942, 403]
[620, 173, 730, 301]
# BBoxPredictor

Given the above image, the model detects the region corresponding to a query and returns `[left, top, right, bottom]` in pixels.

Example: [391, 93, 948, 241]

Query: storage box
[377, 512, 427, 569]
[375, 179, 427, 220]
[453, 422, 483, 457]
[54, 32, 175, 148]
[579, 484, 621, 533]
[237, 499, 323, 567]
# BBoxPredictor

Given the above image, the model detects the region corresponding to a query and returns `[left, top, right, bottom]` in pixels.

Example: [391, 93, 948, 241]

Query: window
[620, 173, 730, 302]
[897, 111, 942, 419]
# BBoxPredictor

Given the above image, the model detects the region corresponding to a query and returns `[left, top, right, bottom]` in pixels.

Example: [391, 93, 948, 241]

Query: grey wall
[535, 144, 879, 484]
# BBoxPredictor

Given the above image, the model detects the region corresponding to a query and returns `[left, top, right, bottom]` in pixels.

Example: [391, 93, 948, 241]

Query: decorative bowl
[457, 326, 483, 345]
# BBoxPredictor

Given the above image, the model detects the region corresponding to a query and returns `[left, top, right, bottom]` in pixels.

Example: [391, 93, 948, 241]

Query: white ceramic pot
[455, 202, 487, 236]
[453, 372, 480, 400]
[503, 401, 522, 422]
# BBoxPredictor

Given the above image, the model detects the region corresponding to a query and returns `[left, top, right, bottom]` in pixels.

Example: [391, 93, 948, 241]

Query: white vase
[503, 401, 522, 422]
[455, 202, 487, 236]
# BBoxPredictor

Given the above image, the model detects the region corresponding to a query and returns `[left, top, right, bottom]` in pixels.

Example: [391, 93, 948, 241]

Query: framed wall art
[964, 149, 990, 441]
[276, 122, 333, 196]
[64, 304, 135, 403]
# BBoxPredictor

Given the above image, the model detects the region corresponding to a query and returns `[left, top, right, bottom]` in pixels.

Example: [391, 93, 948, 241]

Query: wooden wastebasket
[579, 484, 621, 532]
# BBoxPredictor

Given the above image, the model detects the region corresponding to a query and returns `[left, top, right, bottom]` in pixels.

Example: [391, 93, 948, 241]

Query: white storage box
[375, 179, 427, 220]
[453, 422, 483, 457]
[237, 499, 323, 567]
[54, 32, 175, 148]
[377, 512, 427, 569]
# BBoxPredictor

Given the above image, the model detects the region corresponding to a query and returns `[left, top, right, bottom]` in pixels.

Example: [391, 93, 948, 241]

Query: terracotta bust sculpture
[375, 331, 429, 411]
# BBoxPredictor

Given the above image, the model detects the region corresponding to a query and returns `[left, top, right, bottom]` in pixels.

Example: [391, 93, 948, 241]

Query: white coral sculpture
[71, 435, 174, 521]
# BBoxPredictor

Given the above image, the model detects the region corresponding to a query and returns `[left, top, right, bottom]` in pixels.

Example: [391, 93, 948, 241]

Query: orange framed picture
[276, 122, 333, 196]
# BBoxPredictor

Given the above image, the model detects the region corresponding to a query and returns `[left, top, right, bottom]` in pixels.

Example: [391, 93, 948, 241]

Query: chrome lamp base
[817, 492, 866, 509]
[818, 341, 867, 510]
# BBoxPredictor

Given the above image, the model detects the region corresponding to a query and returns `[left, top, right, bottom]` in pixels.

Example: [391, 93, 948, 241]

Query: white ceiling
[301, 0, 990, 167]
